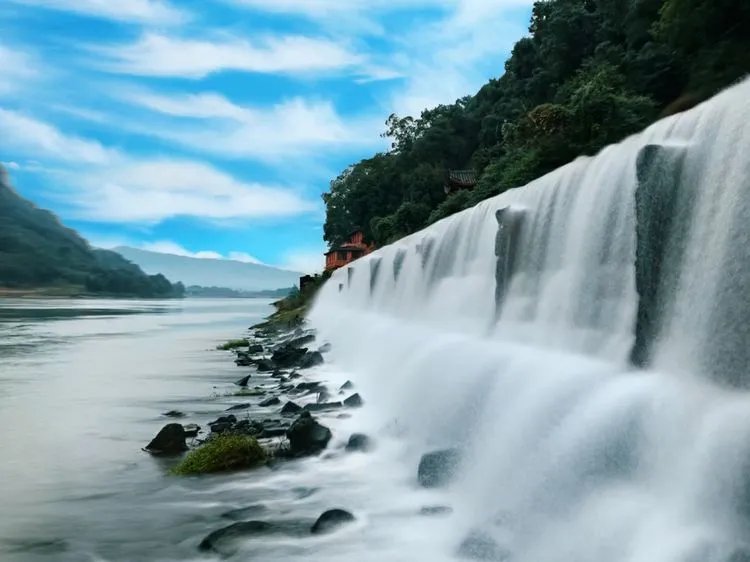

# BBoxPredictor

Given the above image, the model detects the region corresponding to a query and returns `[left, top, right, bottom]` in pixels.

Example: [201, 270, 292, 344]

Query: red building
[444, 169, 478, 195]
[325, 230, 374, 271]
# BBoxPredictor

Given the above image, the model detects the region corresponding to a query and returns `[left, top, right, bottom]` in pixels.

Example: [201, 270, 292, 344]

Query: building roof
[446, 169, 477, 187]
[324, 244, 367, 256]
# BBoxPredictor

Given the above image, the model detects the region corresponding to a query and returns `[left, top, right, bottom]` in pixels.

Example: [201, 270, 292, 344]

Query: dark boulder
[343, 393, 363, 408]
[162, 410, 185, 418]
[289, 371, 302, 379]
[226, 403, 251, 411]
[209, 415, 237, 434]
[287, 412, 332, 455]
[235, 374, 252, 387]
[457, 531, 510, 561]
[198, 521, 273, 554]
[234, 353, 256, 367]
[304, 402, 343, 412]
[310, 509, 355, 535]
[299, 351, 324, 369]
[420, 506, 453, 516]
[271, 345, 308, 368]
[318, 343, 332, 353]
[144, 423, 187, 455]
[286, 334, 316, 349]
[234, 419, 263, 436]
[256, 359, 275, 372]
[259, 396, 281, 407]
[339, 380, 354, 391]
[418, 448, 460, 488]
[183, 424, 201, 438]
[280, 401, 303, 415]
[247, 343, 264, 354]
[221, 504, 267, 521]
[260, 425, 288, 438]
[296, 381, 323, 393]
[345, 433, 372, 452]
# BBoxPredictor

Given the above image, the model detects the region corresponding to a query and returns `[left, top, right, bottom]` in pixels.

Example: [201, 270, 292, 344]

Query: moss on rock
[217, 338, 250, 351]
[171, 434, 267, 476]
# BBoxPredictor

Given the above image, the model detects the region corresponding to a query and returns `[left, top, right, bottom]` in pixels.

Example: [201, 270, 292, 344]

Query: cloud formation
[8, 0, 186, 25]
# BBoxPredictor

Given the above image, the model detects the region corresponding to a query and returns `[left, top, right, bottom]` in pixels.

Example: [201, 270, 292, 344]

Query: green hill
[0, 167, 184, 298]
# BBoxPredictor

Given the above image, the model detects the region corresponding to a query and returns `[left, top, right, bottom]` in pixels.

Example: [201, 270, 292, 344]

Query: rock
[260, 426, 288, 438]
[162, 410, 185, 418]
[226, 403, 251, 411]
[234, 419, 263, 436]
[457, 531, 510, 561]
[420, 506, 453, 516]
[183, 424, 201, 438]
[234, 353, 257, 367]
[289, 371, 302, 379]
[304, 402, 343, 412]
[259, 396, 281, 407]
[221, 504, 268, 521]
[247, 343, 264, 354]
[280, 401, 303, 415]
[271, 345, 308, 368]
[286, 334, 316, 349]
[339, 380, 354, 391]
[299, 351, 324, 369]
[235, 374, 251, 387]
[316, 389, 331, 403]
[287, 412, 332, 455]
[256, 359, 275, 372]
[345, 433, 372, 452]
[343, 393, 363, 408]
[310, 509, 355, 535]
[271, 369, 286, 378]
[144, 423, 187, 455]
[318, 343, 332, 353]
[209, 415, 237, 434]
[296, 381, 323, 392]
[418, 448, 460, 488]
[198, 521, 273, 553]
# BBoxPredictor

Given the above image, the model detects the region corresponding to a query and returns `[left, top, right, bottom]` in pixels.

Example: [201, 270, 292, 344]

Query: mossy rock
[217, 339, 250, 351]
[171, 435, 267, 476]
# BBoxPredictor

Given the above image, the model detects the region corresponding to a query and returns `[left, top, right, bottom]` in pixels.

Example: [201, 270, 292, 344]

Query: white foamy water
[307, 78, 750, 562]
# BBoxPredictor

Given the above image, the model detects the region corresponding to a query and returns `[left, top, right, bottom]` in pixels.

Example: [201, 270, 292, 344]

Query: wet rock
[209, 415, 237, 434]
[343, 393, 363, 408]
[304, 402, 343, 412]
[287, 334, 316, 349]
[457, 531, 510, 561]
[287, 412, 332, 455]
[280, 401, 303, 415]
[198, 521, 274, 554]
[234, 419, 263, 436]
[318, 343, 332, 353]
[221, 504, 268, 521]
[162, 410, 185, 418]
[247, 343, 264, 354]
[234, 354, 256, 367]
[144, 423, 187, 455]
[260, 426, 288, 438]
[256, 359, 275, 372]
[293, 487, 319, 499]
[296, 381, 323, 393]
[235, 374, 252, 387]
[299, 351, 324, 369]
[418, 448, 460, 488]
[289, 371, 302, 379]
[420, 506, 453, 516]
[337, 413, 352, 419]
[345, 433, 372, 452]
[259, 396, 281, 407]
[339, 380, 354, 391]
[226, 403, 251, 411]
[271, 369, 286, 378]
[272, 345, 308, 368]
[310, 509, 355, 535]
[183, 424, 201, 438]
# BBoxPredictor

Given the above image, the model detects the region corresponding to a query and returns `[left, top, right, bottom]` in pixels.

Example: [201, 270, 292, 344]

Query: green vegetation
[171, 434, 267, 476]
[186, 286, 294, 298]
[253, 272, 331, 331]
[0, 168, 184, 297]
[323, 0, 750, 247]
[217, 338, 250, 351]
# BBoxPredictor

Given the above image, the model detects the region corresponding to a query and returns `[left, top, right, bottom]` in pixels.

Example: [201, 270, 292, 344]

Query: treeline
[0, 168, 184, 298]
[323, 0, 750, 247]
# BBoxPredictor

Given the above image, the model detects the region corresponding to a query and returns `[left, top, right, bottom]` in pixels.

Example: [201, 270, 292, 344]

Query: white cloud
[2, 161, 21, 170]
[122, 89, 384, 160]
[0, 108, 119, 164]
[73, 159, 317, 223]
[277, 248, 325, 274]
[229, 252, 264, 264]
[140, 241, 223, 259]
[0, 45, 40, 96]
[8, 0, 186, 25]
[94, 33, 363, 79]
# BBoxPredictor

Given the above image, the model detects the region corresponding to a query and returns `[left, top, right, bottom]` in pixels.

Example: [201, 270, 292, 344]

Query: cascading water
[309, 79, 750, 561]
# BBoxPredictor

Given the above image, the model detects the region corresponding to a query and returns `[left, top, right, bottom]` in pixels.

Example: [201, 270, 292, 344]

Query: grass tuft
[171, 434, 267, 476]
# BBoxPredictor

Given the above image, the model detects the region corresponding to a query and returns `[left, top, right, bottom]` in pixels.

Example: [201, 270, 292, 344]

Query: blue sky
[0, 0, 533, 273]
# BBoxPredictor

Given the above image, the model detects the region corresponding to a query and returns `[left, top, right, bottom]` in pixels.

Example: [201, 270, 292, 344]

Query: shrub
[171, 435, 267, 476]
[217, 339, 249, 351]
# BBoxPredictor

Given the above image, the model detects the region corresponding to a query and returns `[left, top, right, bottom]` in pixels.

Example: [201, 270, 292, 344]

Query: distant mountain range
[0, 166, 183, 298]
[114, 247, 302, 291]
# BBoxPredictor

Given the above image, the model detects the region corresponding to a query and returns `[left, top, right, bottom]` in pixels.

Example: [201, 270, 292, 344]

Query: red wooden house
[324, 230, 374, 271]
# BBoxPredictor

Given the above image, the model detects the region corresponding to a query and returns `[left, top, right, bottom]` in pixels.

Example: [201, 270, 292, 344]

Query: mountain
[0, 166, 184, 298]
[113, 247, 302, 291]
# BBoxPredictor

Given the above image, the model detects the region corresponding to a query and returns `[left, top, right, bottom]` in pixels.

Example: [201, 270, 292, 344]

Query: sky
[0, 0, 534, 274]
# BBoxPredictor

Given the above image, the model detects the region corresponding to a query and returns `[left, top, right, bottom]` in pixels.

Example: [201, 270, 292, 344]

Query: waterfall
[309, 78, 750, 562]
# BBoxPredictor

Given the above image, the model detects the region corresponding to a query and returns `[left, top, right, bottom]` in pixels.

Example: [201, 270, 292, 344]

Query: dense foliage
[0, 168, 184, 297]
[323, 0, 750, 247]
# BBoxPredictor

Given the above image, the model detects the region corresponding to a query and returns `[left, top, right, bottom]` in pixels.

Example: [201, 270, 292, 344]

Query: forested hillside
[0, 167, 184, 297]
[323, 0, 750, 247]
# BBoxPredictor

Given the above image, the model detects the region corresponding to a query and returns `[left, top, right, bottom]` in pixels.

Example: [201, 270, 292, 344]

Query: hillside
[114, 247, 301, 292]
[323, 0, 750, 248]
[0, 167, 183, 297]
